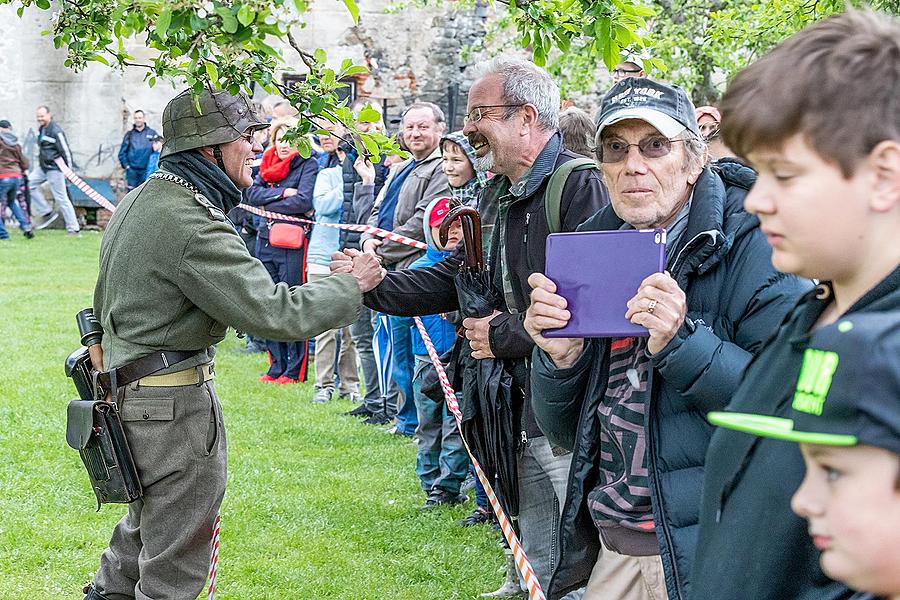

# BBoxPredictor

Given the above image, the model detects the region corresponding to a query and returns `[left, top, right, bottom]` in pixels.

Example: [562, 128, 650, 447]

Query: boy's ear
[868, 140, 900, 213]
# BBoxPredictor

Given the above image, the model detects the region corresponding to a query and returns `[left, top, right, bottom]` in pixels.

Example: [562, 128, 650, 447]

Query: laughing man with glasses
[524, 77, 812, 600]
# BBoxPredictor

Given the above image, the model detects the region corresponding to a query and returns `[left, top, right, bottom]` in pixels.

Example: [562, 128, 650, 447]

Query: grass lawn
[0, 230, 505, 599]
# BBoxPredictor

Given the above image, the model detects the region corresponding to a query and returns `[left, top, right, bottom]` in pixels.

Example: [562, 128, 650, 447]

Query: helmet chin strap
[212, 145, 227, 172]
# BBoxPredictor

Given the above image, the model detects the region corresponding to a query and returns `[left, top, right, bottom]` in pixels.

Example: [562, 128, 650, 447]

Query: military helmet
[160, 88, 269, 159]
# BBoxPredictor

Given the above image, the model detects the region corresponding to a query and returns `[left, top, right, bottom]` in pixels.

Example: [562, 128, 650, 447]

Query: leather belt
[97, 350, 204, 394]
[137, 363, 214, 387]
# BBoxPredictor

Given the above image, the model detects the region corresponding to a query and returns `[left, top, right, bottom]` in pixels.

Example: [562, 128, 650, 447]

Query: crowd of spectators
[10, 12, 900, 599]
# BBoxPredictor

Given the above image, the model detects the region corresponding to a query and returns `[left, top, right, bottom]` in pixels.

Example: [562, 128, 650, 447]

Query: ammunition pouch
[64, 340, 203, 509]
[66, 400, 142, 508]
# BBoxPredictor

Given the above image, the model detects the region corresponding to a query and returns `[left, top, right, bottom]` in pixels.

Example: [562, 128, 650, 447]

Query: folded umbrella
[440, 205, 519, 518]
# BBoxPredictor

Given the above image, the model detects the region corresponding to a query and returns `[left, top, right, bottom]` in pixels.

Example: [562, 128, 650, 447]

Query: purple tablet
[544, 229, 667, 338]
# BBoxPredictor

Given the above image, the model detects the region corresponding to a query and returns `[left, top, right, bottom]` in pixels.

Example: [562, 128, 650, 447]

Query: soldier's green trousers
[93, 376, 227, 600]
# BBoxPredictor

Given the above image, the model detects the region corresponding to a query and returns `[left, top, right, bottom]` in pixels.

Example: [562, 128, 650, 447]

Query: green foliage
[388, 0, 649, 73]
[0, 231, 504, 599]
[5, 0, 406, 160]
[477, 0, 897, 103]
[644, 0, 853, 104]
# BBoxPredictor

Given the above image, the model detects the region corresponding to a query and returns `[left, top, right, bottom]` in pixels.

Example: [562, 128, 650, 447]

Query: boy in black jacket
[692, 10, 900, 600]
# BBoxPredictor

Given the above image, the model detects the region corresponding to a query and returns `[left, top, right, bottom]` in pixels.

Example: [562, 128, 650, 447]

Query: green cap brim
[707, 412, 858, 446]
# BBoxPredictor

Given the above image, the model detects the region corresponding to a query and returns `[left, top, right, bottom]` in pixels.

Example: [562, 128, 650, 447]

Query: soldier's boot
[83, 583, 111, 600]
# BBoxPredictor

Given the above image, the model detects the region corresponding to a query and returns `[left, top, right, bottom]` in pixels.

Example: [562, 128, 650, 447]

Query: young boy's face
[743, 134, 873, 282]
[431, 217, 462, 251]
[791, 443, 900, 596]
[442, 142, 476, 188]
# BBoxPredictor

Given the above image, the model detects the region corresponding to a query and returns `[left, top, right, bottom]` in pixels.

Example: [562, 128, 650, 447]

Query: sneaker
[35, 212, 58, 230]
[363, 411, 391, 426]
[275, 375, 300, 385]
[344, 403, 373, 418]
[313, 386, 334, 404]
[460, 506, 491, 527]
[259, 374, 280, 383]
[461, 471, 477, 493]
[23, 230, 34, 239]
[338, 391, 362, 403]
[67, 231, 81, 237]
[422, 489, 468, 510]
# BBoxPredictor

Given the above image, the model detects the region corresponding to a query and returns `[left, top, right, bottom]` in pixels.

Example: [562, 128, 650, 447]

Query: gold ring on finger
[647, 299, 658, 315]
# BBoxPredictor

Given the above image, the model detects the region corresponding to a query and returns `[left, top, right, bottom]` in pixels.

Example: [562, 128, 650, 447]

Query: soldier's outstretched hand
[331, 250, 353, 274]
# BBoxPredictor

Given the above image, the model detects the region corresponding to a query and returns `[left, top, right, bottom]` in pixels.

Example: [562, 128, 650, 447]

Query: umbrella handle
[439, 206, 483, 271]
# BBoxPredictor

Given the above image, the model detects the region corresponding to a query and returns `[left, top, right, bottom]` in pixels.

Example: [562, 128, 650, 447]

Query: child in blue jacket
[398, 197, 471, 509]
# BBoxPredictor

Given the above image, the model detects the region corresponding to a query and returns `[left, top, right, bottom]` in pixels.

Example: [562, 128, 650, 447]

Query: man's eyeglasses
[598, 136, 685, 163]
[463, 104, 524, 126]
[612, 67, 642, 77]
[239, 132, 256, 144]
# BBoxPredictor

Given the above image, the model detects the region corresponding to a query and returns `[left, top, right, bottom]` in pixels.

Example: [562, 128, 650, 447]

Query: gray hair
[471, 57, 560, 132]
[401, 102, 445, 127]
[679, 133, 708, 174]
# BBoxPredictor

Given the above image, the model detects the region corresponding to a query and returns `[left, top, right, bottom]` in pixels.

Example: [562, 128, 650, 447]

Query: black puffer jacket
[340, 150, 386, 250]
[530, 160, 812, 599]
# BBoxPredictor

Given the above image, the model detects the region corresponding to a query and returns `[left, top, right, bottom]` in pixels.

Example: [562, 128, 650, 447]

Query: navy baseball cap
[596, 78, 700, 140]
[709, 312, 900, 455]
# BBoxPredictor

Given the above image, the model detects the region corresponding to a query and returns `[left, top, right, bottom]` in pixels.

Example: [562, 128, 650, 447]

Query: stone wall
[0, 1, 493, 181]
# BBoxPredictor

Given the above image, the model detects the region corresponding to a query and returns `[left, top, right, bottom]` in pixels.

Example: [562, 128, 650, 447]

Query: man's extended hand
[625, 271, 687, 355]
[462, 310, 501, 359]
[524, 273, 584, 369]
[347, 250, 386, 293]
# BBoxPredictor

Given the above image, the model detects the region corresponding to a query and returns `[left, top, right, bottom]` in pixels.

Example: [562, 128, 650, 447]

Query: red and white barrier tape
[412, 317, 545, 600]
[237, 203, 427, 250]
[46, 166, 428, 254]
[208, 513, 221, 599]
[54, 157, 118, 213]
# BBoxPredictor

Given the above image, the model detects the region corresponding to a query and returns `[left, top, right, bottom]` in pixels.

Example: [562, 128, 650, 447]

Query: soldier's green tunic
[88, 170, 363, 600]
[94, 174, 361, 371]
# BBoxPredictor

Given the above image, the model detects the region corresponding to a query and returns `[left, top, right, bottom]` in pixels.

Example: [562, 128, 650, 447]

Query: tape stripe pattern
[413, 316, 546, 600]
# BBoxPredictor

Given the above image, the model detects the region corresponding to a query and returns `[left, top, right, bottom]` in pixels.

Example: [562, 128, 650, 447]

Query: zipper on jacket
[523, 212, 530, 244]
[646, 391, 685, 600]
[670, 230, 717, 276]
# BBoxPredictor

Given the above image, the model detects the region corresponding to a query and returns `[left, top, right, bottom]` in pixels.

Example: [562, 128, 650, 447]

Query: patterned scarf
[259, 145, 298, 183]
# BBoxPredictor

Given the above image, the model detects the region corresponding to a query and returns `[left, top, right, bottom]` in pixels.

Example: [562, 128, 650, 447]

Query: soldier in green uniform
[82, 89, 383, 600]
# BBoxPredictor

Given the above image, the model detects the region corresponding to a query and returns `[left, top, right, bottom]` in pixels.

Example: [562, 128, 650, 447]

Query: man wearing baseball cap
[709, 312, 900, 600]
[523, 76, 809, 599]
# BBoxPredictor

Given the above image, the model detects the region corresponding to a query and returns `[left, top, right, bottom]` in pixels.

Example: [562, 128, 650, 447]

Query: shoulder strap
[544, 158, 596, 233]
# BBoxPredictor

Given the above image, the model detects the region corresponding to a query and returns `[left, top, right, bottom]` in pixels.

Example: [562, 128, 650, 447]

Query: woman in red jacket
[245, 118, 319, 383]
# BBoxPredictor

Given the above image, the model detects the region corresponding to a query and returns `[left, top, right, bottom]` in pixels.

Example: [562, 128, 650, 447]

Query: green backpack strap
[544, 158, 597, 233]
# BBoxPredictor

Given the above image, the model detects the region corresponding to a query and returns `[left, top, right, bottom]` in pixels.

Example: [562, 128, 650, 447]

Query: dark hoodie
[692, 267, 900, 600]
[0, 131, 29, 178]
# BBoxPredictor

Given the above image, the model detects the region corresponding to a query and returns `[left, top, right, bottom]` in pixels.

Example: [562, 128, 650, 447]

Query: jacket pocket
[121, 398, 175, 422]
[188, 384, 221, 458]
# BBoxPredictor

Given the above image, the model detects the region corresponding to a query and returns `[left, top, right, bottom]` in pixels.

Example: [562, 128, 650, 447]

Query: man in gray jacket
[359, 102, 449, 430]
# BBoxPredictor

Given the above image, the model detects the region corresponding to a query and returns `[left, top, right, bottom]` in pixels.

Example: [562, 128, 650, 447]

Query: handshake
[330, 249, 386, 293]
